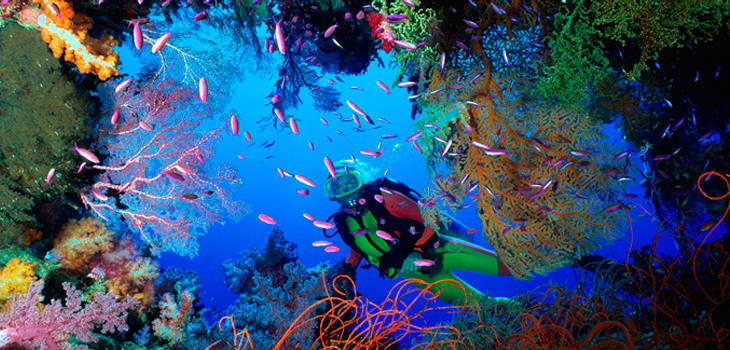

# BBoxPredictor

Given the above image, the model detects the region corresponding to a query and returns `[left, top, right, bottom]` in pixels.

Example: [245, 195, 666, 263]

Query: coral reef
[221, 227, 353, 349]
[0, 22, 94, 246]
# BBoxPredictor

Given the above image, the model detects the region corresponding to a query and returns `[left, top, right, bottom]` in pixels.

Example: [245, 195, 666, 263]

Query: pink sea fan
[0, 281, 137, 350]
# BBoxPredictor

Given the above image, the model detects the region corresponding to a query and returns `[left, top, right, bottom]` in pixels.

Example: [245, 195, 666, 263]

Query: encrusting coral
[31, 0, 119, 80]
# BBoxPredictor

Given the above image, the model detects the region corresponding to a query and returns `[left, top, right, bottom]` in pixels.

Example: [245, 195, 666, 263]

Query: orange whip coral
[208, 274, 487, 349]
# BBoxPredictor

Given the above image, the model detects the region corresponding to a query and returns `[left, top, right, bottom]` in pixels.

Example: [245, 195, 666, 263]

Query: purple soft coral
[0, 281, 137, 350]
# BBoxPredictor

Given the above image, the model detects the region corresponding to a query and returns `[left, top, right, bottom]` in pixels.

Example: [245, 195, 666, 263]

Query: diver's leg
[401, 269, 484, 306]
[439, 237, 511, 276]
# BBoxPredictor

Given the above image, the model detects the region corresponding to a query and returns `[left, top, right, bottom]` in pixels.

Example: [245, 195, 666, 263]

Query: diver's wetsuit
[330, 177, 511, 306]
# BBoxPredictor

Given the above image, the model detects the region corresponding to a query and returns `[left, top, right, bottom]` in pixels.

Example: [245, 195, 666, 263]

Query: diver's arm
[346, 249, 363, 269]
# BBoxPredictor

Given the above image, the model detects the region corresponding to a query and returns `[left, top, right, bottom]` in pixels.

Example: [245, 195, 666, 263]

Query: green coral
[591, 0, 730, 80]
[535, 1, 612, 109]
[0, 23, 94, 244]
[372, 0, 438, 74]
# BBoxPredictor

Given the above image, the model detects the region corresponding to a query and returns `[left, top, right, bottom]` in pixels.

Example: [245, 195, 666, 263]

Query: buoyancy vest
[331, 177, 439, 278]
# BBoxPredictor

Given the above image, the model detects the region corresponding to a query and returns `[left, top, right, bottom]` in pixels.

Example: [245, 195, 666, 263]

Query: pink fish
[313, 220, 335, 229]
[258, 214, 276, 225]
[303, 213, 315, 220]
[230, 114, 239, 135]
[237, 154, 245, 159]
[199, 77, 208, 103]
[74, 144, 99, 163]
[115, 78, 132, 93]
[195, 149, 204, 163]
[324, 157, 336, 178]
[324, 24, 337, 38]
[376, 230, 395, 242]
[413, 141, 423, 154]
[374, 194, 384, 203]
[151, 32, 171, 53]
[406, 130, 422, 142]
[271, 94, 280, 104]
[193, 11, 208, 21]
[346, 100, 368, 119]
[289, 117, 299, 135]
[320, 117, 328, 125]
[356, 10, 364, 20]
[277, 167, 285, 179]
[139, 121, 152, 131]
[133, 22, 143, 50]
[605, 203, 622, 213]
[77, 162, 86, 173]
[324, 245, 340, 253]
[353, 228, 369, 235]
[91, 188, 108, 201]
[174, 165, 192, 174]
[413, 259, 435, 267]
[295, 174, 315, 187]
[48, 2, 60, 17]
[111, 109, 120, 124]
[312, 240, 332, 247]
[308, 141, 314, 150]
[274, 108, 285, 123]
[376, 80, 390, 94]
[274, 20, 286, 55]
[244, 131, 251, 142]
[393, 40, 416, 50]
[398, 81, 417, 88]
[45, 168, 55, 184]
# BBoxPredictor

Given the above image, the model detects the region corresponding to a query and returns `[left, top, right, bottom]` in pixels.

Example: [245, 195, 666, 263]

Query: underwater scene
[1, 0, 730, 348]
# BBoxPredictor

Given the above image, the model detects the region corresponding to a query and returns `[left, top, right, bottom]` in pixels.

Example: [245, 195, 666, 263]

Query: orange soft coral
[104, 256, 159, 299]
[31, 0, 119, 80]
[52, 217, 114, 273]
[0, 258, 37, 305]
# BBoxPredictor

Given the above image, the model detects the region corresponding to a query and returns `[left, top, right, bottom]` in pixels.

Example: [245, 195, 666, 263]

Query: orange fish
[182, 193, 198, 199]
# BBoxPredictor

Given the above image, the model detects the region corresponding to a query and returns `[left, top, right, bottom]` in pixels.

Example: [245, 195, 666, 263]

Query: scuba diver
[323, 159, 512, 306]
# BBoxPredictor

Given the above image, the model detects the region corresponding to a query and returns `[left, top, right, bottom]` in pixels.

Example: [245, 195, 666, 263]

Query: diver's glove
[400, 252, 422, 275]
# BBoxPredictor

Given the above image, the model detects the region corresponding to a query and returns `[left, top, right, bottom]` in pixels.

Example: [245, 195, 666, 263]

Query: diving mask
[325, 171, 363, 199]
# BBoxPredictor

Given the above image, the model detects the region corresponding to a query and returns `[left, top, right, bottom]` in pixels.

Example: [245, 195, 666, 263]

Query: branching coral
[421, 69, 628, 279]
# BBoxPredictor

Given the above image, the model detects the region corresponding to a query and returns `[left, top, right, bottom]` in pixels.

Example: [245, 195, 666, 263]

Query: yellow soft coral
[31, 0, 119, 80]
[53, 217, 114, 273]
[0, 258, 37, 304]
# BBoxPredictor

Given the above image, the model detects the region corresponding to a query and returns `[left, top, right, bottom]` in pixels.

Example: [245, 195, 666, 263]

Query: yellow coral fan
[31, 0, 119, 80]
[0, 258, 37, 304]
[422, 69, 627, 279]
[53, 217, 114, 273]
